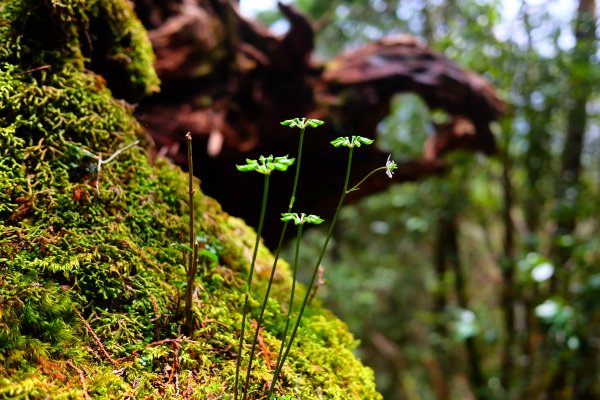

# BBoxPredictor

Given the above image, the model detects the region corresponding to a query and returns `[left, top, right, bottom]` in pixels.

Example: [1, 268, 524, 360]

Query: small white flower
[385, 155, 397, 178]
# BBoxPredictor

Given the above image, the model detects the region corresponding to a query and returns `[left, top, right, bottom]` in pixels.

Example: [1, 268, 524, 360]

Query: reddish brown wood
[132, 0, 504, 244]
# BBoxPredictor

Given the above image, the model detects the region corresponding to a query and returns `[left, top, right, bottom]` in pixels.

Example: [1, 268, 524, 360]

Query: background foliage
[251, 0, 600, 398]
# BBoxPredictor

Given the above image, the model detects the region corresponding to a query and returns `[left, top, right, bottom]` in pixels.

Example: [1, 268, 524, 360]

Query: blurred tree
[269, 0, 600, 399]
[547, 0, 597, 397]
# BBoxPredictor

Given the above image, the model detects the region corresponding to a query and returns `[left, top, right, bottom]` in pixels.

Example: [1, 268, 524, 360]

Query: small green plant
[232, 119, 397, 398]
[234, 153, 295, 400]
[272, 212, 323, 386]
[240, 118, 324, 400]
[266, 134, 397, 397]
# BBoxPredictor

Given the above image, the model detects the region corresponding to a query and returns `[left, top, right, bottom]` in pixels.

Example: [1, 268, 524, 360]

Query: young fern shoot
[241, 118, 324, 400]
[267, 137, 397, 398]
[234, 154, 295, 400]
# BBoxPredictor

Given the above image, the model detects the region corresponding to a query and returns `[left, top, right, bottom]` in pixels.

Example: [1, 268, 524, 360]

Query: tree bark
[133, 0, 505, 244]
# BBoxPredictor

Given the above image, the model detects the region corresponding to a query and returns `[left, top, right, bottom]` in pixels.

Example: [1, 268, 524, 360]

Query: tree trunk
[548, 0, 596, 398]
[550, 0, 596, 281]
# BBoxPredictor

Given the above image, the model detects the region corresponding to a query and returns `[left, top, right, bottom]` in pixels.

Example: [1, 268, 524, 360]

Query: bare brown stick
[307, 265, 325, 305]
[16, 64, 51, 76]
[186, 132, 195, 265]
[166, 340, 182, 385]
[71, 304, 117, 366]
[184, 132, 197, 336]
[144, 336, 186, 347]
[182, 373, 193, 399]
[67, 359, 90, 399]
[251, 320, 273, 369]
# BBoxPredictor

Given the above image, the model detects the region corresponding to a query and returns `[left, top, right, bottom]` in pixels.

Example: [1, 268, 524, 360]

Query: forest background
[242, 0, 599, 399]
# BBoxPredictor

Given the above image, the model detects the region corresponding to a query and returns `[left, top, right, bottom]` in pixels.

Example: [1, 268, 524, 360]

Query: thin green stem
[288, 127, 305, 209]
[242, 127, 307, 399]
[240, 221, 287, 399]
[267, 147, 354, 398]
[241, 222, 304, 399]
[273, 224, 303, 385]
[347, 166, 386, 193]
[234, 173, 270, 400]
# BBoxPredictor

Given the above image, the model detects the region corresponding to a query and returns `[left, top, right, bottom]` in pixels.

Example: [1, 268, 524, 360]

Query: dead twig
[182, 373, 194, 400]
[166, 339, 182, 385]
[184, 132, 199, 336]
[71, 304, 117, 366]
[16, 64, 51, 76]
[66, 359, 91, 399]
[307, 265, 325, 305]
[115, 336, 202, 364]
[200, 318, 230, 329]
[252, 320, 274, 369]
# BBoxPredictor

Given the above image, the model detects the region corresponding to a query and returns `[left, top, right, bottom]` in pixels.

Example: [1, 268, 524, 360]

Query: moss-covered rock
[0, 1, 380, 399]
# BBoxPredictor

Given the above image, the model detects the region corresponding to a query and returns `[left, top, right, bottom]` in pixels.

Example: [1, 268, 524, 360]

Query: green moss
[0, 1, 380, 398]
[0, 0, 158, 101]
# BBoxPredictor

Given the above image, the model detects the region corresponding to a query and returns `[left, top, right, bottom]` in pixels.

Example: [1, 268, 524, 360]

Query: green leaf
[280, 212, 323, 225]
[236, 154, 293, 174]
[236, 164, 256, 172]
[173, 242, 193, 252]
[272, 156, 295, 171]
[353, 136, 374, 147]
[281, 212, 300, 224]
[273, 156, 294, 165]
[281, 118, 301, 128]
[331, 137, 350, 147]
[305, 214, 324, 224]
[281, 117, 324, 129]
[280, 213, 296, 222]
[199, 249, 219, 263]
[306, 118, 324, 128]
[236, 158, 259, 172]
[330, 136, 373, 148]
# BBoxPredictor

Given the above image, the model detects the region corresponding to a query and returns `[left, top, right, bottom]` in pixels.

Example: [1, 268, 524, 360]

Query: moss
[0, 0, 158, 102]
[0, 1, 381, 399]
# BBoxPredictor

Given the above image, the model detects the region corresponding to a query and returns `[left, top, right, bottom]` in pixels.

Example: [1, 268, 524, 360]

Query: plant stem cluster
[231, 117, 397, 399]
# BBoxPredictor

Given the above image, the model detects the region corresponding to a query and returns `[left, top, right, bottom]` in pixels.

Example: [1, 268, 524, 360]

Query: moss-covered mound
[0, 1, 380, 398]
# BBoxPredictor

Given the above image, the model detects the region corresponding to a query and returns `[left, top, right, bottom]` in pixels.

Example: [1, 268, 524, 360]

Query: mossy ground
[0, 1, 380, 399]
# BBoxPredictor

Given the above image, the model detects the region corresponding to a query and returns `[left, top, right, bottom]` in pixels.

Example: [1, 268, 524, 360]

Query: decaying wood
[132, 0, 504, 243]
